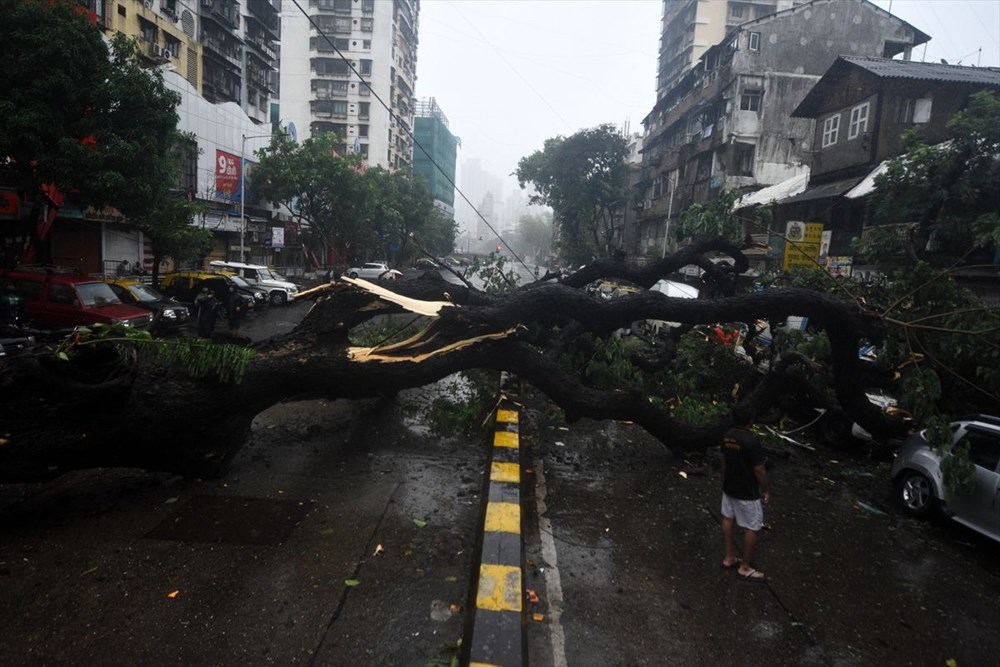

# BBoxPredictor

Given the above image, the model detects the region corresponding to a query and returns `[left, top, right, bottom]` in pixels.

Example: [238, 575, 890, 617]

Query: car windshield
[126, 283, 164, 303]
[257, 267, 278, 280]
[228, 275, 252, 288]
[77, 282, 122, 307]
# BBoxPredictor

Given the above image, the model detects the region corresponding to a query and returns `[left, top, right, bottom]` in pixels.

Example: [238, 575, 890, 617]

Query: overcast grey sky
[415, 0, 1000, 197]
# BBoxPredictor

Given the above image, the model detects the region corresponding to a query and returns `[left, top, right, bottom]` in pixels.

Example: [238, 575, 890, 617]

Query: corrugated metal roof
[841, 56, 1000, 86]
[780, 176, 865, 205]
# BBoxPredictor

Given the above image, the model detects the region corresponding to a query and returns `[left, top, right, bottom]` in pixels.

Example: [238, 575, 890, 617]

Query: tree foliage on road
[0, 2, 205, 268]
[516, 124, 629, 266]
[253, 133, 455, 265]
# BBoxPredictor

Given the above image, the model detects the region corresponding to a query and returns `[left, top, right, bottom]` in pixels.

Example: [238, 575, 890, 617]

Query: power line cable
[446, 0, 575, 133]
[287, 0, 534, 278]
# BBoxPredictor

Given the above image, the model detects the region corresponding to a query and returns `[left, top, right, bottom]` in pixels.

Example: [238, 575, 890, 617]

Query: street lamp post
[239, 132, 281, 263]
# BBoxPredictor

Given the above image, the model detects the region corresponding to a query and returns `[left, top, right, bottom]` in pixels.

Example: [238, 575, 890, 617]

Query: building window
[848, 101, 869, 139]
[748, 31, 760, 52]
[359, 123, 369, 137]
[363, 40, 371, 49]
[735, 144, 755, 176]
[822, 114, 840, 148]
[913, 96, 932, 123]
[138, 17, 157, 43]
[360, 59, 372, 76]
[360, 17, 373, 32]
[730, 4, 744, 19]
[740, 90, 762, 112]
[358, 102, 370, 120]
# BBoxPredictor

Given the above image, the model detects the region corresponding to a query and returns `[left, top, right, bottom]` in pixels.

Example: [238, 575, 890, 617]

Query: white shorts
[721, 493, 763, 532]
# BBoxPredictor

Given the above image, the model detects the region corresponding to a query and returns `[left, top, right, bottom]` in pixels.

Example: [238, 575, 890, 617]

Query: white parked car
[346, 262, 403, 280]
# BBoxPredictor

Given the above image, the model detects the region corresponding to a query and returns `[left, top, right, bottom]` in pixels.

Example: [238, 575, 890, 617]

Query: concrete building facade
[279, 0, 419, 170]
[657, 0, 804, 100]
[635, 0, 929, 257]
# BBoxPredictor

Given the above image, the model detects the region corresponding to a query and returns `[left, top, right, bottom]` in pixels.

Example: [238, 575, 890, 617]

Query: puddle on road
[400, 373, 478, 438]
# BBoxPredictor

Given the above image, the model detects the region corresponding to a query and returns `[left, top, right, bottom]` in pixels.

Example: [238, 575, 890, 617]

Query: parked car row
[0, 263, 303, 336]
[0, 266, 154, 333]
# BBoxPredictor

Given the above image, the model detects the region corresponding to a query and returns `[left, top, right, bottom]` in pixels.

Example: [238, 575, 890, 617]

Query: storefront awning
[844, 161, 890, 199]
[732, 170, 810, 210]
[780, 175, 865, 205]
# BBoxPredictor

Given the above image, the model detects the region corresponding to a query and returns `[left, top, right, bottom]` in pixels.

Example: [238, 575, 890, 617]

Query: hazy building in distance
[279, 0, 418, 169]
[456, 158, 503, 240]
[413, 98, 460, 217]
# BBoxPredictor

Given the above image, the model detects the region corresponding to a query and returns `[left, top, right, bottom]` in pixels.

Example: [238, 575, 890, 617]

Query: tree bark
[0, 238, 904, 482]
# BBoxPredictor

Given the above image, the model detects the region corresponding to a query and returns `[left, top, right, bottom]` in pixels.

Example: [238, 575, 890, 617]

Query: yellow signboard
[782, 221, 824, 271]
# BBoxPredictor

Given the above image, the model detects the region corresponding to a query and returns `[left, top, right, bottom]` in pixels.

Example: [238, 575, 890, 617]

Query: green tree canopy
[254, 133, 453, 266]
[1, 2, 202, 270]
[868, 90, 1000, 267]
[515, 124, 629, 266]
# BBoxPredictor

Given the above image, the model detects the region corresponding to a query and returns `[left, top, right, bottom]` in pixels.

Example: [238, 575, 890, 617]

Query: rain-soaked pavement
[3, 293, 1000, 665]
[519, 385, 1000, 666]
[0, 297, 489, 666]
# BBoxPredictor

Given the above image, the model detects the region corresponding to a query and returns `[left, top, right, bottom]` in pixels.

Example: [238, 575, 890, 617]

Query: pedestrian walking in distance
[195, 288, 221, 338]
[225, 285, 244, 334]
[720, 409, 770, 583]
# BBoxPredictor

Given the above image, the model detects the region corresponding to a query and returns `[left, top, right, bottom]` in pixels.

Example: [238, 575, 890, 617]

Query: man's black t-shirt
[722, 427, 765, 500]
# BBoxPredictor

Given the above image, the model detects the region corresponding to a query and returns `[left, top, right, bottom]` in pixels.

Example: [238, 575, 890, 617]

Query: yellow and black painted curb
[467, 372, 525, 667]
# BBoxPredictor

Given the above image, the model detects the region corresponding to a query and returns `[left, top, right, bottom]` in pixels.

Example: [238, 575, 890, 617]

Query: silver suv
[891, 415, 1000, 542]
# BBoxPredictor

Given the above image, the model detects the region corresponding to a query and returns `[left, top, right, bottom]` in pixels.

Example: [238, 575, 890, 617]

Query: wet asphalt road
[0, 298, 488, 666]
[4, 285, 1000, 665]
[519, 385, 1000, 666]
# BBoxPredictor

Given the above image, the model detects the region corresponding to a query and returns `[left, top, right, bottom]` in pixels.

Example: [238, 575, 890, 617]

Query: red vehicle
[0, 267, 153, 331]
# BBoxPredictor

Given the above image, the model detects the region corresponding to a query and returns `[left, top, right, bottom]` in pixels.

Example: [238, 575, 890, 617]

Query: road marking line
[535, 457, 568, 667]
[469, 663, 500, 667]
[477, 563, 522, 612]
[494, 431, 519, 448]
[484, 501, 521, 534]
[491, 461, 520, 483]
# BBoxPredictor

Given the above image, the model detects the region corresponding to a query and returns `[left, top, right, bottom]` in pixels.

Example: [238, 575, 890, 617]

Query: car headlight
[120, 319, 134, 327]
[162, 309, 178, 319]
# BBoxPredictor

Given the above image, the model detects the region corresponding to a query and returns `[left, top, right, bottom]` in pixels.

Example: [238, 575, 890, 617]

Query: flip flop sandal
[739, 568, 767, 583]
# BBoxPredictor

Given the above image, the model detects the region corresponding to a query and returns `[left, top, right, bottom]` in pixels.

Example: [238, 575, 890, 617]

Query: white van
[209, 261, 299, 306]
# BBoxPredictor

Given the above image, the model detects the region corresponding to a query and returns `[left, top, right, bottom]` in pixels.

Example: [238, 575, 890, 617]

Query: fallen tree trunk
[0, 238, 904, 481]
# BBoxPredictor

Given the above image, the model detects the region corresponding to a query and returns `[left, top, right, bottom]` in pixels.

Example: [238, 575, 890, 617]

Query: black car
[104, 278, 191, 333]
[158, 272, 258, 314]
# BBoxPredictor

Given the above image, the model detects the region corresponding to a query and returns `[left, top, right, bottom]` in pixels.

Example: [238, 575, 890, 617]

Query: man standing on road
[720, 410, 770, 582]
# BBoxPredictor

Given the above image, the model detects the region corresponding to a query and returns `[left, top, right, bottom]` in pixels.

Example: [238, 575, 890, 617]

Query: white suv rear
[209, 261, 299, 306]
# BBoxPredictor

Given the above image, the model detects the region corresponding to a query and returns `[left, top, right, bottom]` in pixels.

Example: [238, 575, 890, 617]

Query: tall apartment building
[413, 98, 460, 216]
[279, 0, 419, 170]
[78, 0, 280, 126]
[657, 0, 804, 99]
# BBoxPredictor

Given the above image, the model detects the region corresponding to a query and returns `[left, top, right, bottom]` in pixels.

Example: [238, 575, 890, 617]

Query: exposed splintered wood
[0, 237, 904, 482]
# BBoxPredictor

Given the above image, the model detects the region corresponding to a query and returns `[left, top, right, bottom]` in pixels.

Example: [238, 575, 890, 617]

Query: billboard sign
[215, 149, 241, 204]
